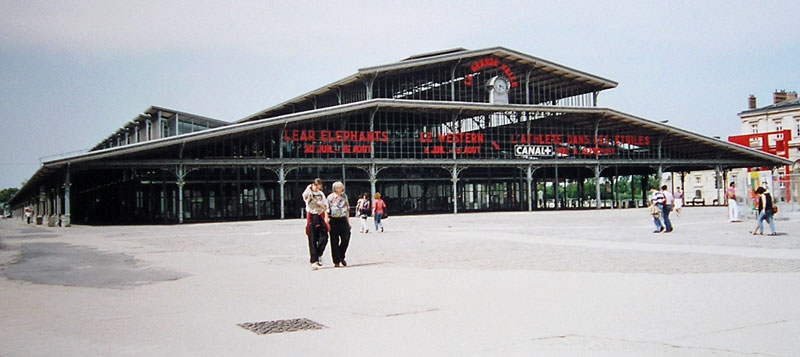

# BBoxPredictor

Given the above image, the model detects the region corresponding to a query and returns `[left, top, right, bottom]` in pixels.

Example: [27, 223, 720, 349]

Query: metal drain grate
[238, 318, 327, 335]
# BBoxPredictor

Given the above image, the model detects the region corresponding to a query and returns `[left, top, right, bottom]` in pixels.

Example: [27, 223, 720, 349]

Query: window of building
[162, 120, 171, 137]
[796, 118, 800, 137]
[695, 176, 702, 184]
[695, 190, 702, 198]
[751, 124, 758, 133]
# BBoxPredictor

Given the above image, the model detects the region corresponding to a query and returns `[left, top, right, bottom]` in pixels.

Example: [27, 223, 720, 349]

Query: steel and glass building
[9, 47, 792, 225]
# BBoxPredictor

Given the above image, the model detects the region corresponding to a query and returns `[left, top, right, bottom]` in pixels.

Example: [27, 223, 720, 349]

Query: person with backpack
[752, 186, 777, 236]
[356, 192, 370, 233]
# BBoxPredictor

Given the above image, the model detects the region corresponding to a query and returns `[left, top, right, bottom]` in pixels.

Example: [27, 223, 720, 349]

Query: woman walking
[302, 178, 329, 270]
[727, 182, 741, 222]
[356, 193, 370, 233]
[373, 192, 387, 233]
[673, 187, 683, 216]
[327, 181, 351, 267]
[752, 187, 777, 236]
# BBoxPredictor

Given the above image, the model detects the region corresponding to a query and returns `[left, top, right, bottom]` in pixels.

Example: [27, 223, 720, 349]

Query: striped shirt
[650, 191, 665, 205]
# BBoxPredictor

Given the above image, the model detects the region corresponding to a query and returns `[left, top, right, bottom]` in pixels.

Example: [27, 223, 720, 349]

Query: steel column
[715, 165, 722, 205]
[177, 165, 185, 224]
[256, 167, 261, 219]
[554, 164, 559, 209]
[63, 165, 71, 226]
[451, 164, 459, 214]
[526, 165, 533, 211]
[278, 165, 286, 219]
[595, 165, 601, 209]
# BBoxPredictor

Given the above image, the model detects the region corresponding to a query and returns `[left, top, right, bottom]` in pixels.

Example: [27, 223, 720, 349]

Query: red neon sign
[282, 130, 388, 143]
[464, 57, 519, 88]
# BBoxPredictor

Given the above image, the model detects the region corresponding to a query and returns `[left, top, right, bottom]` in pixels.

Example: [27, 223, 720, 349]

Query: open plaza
[2, 206, 799, 355]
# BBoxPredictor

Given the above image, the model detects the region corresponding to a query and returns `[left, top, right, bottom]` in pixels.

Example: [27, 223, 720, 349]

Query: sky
[1, 0, 799, 189]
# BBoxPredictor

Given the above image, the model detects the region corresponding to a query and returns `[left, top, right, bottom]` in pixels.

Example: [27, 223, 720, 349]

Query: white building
[739, 90, 800, 164]
[679, 90, 800, 207]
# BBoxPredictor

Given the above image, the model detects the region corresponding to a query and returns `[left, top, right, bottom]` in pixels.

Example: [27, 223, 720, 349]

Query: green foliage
[0, 187, 20, 205]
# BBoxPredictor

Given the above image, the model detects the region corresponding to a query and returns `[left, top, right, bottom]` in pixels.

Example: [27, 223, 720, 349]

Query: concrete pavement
[1, 206, 799, 356]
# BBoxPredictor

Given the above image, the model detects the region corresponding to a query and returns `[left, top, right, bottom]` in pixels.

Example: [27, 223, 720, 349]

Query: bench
[686, 197, 705, 206]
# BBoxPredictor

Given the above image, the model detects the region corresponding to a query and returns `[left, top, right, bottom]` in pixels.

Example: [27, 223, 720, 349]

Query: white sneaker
[311, 263, 318, 270]
[317, 260, 323, 267]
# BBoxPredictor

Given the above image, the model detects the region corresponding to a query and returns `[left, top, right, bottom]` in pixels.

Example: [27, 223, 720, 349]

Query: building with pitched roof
[8, 47, 792, 225]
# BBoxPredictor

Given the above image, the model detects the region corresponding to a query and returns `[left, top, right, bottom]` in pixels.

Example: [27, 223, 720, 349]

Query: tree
[0, 187, 20, 208]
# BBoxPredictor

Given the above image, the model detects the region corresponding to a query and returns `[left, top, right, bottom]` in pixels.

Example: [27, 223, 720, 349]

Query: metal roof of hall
[36, 99, 790, 168]
[10, 98, 791, 206]
[90, 106, 230, 151]
[236, 46, 619, 124]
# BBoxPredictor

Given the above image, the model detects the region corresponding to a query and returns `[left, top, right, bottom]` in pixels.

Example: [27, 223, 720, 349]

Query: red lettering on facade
[465, 57, 518, 87]
[283, 130, 388, 143]
[432, 133, 485, 144]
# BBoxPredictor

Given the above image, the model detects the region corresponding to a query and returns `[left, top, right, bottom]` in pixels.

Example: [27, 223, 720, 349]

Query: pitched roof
[236, 46, 618, 123]
[739, 97, 800, 116]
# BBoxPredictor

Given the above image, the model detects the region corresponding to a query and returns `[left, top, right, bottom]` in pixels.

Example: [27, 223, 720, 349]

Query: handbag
[772, 205, 778, 214]
[381, 210, 388, 219]
[648, 204, 660, 217]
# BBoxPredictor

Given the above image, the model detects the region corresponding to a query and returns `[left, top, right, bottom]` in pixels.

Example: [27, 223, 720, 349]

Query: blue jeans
[661, 204, 673, 231]
[374, 212, 383, 230]
[757, 210, 776, 234]
[652, 204, 663, 230]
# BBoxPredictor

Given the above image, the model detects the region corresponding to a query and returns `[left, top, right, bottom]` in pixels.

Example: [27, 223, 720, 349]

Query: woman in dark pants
[327, 181, 351, 267]
[302, 178, 329, 270]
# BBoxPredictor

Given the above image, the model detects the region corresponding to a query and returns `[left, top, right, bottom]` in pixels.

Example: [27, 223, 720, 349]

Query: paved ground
[1, 206, 799, 356]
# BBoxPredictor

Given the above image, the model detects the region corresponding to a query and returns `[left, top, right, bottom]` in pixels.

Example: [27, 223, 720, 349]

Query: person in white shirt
[726, 182, 740, 222]
[660, 185, 674, 233]
[649, 187, 665, 233]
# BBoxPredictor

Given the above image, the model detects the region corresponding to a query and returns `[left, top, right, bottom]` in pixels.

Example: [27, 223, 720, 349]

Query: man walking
[661, 185, 674, 233]
[649, 187, 665, 233]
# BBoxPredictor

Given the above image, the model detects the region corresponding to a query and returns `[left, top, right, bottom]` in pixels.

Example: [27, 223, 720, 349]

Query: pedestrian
[327, 181, 351, 267]
[660, 185, 673, 233]
[356, 192, 370, 233]
[751, 187, 777, 236]
[673, 187, 683, 216]
[373, 192, 387, 233]
[726, 182, 740, 222]
[302, 178, 329, 270]
[648, 187, 665, 233]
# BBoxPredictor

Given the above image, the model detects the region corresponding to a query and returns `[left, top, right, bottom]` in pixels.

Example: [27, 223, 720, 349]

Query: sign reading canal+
[514, 145, 555, 158]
